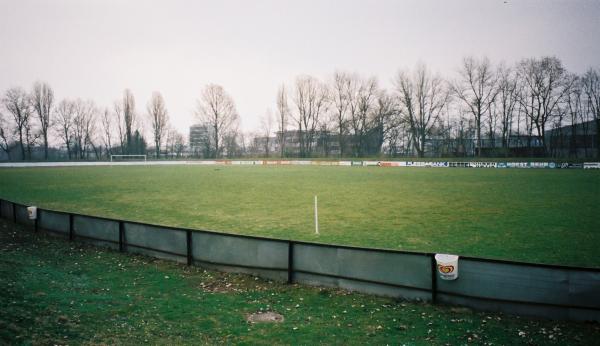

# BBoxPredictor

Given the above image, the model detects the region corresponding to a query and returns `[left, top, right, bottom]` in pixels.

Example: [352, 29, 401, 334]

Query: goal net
[110, 155, 147, 162]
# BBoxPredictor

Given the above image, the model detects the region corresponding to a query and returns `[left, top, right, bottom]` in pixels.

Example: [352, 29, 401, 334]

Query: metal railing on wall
[0, 197, 599, 322]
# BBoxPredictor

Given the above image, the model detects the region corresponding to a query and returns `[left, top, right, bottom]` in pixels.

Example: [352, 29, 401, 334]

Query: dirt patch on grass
[197, 271, 278, 293]
[199, 280, 242, 293]
[246, 311, 284, 323]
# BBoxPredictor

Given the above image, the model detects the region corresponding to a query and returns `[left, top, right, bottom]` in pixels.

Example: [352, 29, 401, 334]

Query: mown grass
[1, 220, 598, 345]
[0, 165, 598, 266]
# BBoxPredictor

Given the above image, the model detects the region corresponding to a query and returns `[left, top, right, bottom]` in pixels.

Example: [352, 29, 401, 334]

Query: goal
[110, 154, 147, 162]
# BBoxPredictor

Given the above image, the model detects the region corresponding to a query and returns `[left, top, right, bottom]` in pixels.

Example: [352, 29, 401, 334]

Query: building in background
[547, 120, 598, 158]
[189, 124, 212, 158]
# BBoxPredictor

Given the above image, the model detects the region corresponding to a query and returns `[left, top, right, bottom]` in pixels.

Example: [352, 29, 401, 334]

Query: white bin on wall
[27, 206, 37, 220]
[435, 253, 459, 280]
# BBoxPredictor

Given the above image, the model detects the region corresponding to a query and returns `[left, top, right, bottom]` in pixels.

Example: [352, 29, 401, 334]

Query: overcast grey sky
[1, 0, 599, 134]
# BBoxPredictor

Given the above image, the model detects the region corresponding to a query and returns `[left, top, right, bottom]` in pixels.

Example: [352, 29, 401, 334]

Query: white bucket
[27, 206, 37, 220]
[435, 253, 459, 280]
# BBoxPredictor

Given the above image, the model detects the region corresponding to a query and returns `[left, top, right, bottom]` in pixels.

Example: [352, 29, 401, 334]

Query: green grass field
[2, 220, 598, 345]
[0, 165, 598, 267]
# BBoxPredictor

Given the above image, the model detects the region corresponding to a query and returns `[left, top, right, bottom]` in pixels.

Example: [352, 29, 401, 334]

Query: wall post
[69, 214, 74, 241]
[287, 241, 294, 284]
[186, 230, 193, 266]
[430, 253, 438, 304]
[119, 221, 125, 252]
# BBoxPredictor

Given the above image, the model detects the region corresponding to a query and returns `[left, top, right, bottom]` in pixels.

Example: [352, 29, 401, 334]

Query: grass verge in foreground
[1, 220, 599, 345]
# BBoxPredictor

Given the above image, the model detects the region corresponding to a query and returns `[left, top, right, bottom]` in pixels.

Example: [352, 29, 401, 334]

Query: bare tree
[113, 102, 125, 154]
[517, 56, 570, 154]
[260, 109, 274, 157]
[84, 106, 100, 159]
[331, 71, 352, 156]
[0, 112, 12, 160]
[2, 87, 32, 160]
[292, 75, 329, 157]
[486, 102, 499, 149]
[147, 92, 169, 158]
[275, 85, 289, 157]
[164, 127, 186, 158]
[117, 89, 136, 154]
[563, 74, 583, 157]
[495, 64, 519, 154]
[55, 99, 76, 159]
[223, 128, 241, 158]
[451, 110, 475, 156]
[348, 76, 378, 156]
[372, 90, 398, 154]
[579, 84, 594, 157]
[385, 122, 403, 157]
[72, 99, 87, 159]
[164, 127, 174, 158]
[582, 67, 600, 158]
[195, 84, 239, 158]
[72, 99, 96, 159]
[100, 108, 114, 157]
[452, 56, 498, 156]
[31, 81, 54, 160]
[395, 64, 449, 157]
[24, 118, 39, 159]
[316, 115, 334, 156]
[173, 131, 185, 158]
[239, 131, 248, 156]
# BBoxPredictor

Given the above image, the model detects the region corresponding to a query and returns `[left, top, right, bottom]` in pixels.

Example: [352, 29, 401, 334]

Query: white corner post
[314, 195, 319, 235]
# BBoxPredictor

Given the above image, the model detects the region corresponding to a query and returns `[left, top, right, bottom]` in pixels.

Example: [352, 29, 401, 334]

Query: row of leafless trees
[0, 85, 186, 160]
[249, 56, 599, 158]
[2, 56, 599, 161]
[0, 83, 53, 160]
[0, 82, 237, 160]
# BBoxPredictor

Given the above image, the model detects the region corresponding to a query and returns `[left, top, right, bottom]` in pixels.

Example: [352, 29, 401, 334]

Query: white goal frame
[110, 154, 147, 162]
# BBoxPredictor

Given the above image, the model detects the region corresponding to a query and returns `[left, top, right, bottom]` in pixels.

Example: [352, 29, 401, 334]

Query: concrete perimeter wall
[1, 198, 599, 322]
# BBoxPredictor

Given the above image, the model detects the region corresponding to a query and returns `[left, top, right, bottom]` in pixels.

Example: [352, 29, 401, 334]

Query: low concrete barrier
[1, 198, 599, 322]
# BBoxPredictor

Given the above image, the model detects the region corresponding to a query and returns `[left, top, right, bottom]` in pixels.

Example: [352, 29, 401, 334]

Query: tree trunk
[280, 133, 285, 158]
[570, 123, 577, 158]
[420, 133, 427, 158]
[476, 116, 481, 157]
[18, 129, 25, 161]
[540, 124, 547, 156]
[214, 125, 219, 159]
[338, 130, 344, 157]
[44, 133, 49, 160]
[596, 118, 600, 159]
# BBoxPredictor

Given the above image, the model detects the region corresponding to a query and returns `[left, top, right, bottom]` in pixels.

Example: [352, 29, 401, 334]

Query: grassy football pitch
[0, 165, 598, 267]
